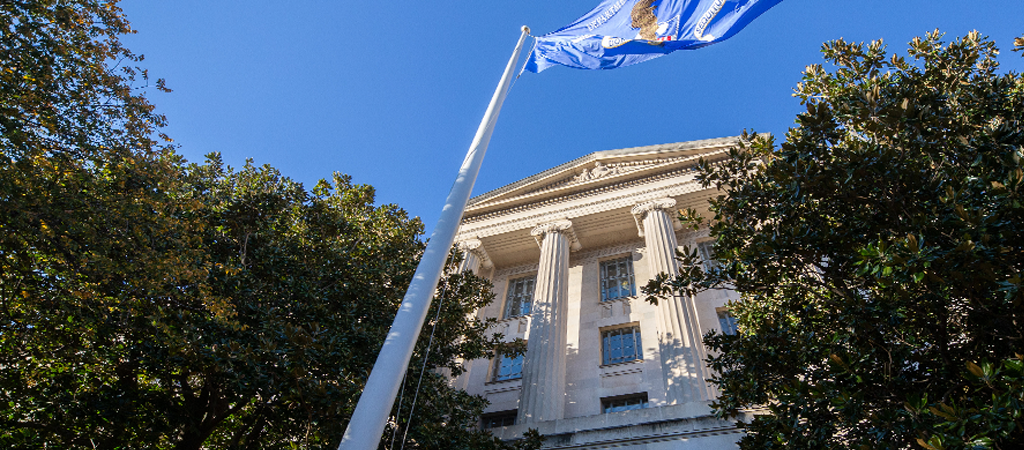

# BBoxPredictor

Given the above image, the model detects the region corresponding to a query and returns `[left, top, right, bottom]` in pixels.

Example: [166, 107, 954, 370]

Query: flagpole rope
[398, 267, 456, 450]
[387, 371, 409, 450]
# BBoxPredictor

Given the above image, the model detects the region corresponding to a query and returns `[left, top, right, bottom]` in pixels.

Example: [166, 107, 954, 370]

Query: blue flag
[524, 0, 784, 72]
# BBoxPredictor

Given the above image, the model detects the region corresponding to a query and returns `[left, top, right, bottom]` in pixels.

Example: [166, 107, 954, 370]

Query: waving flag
[524, 0, 784, 72]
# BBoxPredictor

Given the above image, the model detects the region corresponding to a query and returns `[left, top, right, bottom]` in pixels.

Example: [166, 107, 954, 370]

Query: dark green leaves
[646, 31, 1024, 450]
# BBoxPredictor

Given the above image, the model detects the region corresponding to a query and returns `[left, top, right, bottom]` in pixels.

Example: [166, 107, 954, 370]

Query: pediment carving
[508, 157, 687, 201]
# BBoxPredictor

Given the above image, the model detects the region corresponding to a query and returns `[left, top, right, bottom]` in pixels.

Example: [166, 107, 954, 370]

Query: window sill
[495, 314, 532, 323]
[599, 359, 643, 369]
[485, 377, 523, 386]
[600, 295, 637, 304]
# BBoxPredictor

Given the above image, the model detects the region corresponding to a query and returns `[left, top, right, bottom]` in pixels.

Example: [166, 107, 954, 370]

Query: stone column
[631, 198, 712, 405]
[455, 238, 492, 275]
[518, 219, 578, 424]
[448, 239, 493, 390]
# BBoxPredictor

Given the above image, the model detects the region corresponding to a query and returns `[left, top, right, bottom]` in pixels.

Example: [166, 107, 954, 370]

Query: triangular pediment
[465, 137, 738, 217]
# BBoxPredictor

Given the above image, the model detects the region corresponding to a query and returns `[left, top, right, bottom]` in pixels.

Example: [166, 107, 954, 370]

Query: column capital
[531, 219, 581, 251]
[631, 198, 680, 238]
[456, 238, 493, 269]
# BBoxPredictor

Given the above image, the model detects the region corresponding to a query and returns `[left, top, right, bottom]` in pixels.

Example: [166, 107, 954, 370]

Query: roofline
[467, 136, 740, 206]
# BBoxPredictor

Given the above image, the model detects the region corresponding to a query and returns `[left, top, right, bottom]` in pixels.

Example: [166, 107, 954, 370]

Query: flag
[524, 0, 784, 73]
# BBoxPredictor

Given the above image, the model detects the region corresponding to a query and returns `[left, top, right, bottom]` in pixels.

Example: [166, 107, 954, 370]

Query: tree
[645, 31, 1024, 449]
[1, 2, 537, 449]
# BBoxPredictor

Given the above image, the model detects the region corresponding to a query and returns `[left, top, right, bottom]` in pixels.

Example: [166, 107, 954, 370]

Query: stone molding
[531, 219, 582, 251]
[456, 175, 706, 241]
[467, 140, 735, 209]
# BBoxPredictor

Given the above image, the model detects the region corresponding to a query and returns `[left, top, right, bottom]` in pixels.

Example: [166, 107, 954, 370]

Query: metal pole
[337, 26, 531, 450]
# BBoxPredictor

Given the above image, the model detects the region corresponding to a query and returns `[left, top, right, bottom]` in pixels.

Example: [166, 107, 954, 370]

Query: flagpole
[336, 26, 531, 450]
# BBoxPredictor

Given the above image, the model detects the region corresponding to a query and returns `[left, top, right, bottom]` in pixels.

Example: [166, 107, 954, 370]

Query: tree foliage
[1, 2, 536, 449]
[645, 31, 1024, 449]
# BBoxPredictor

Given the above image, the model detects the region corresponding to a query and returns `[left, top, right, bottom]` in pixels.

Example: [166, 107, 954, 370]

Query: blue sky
[121, 1, 1024, 235]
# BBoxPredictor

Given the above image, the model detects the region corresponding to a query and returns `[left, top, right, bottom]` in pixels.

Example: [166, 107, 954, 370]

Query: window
[600, 256, 636, 301]
[503, 276, 535, 318]
[481, 410, 517, 429]
[492, 353, 524, 382]
[601, 393, 648, 413]
[601, 325, 642, 365]
[717, 309, 738, 335]
[697, 240, 719, 272]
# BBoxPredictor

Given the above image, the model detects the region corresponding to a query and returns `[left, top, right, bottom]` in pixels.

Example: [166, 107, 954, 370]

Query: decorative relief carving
[456, 238, 493, 269]
[573, 241, 642, 265]
[494, 263, 539, 279]
[530, 219, 582, 251]
[468, 150, 730, 214]
[599, 364, 644, 378]
[631, 197, 678, 238]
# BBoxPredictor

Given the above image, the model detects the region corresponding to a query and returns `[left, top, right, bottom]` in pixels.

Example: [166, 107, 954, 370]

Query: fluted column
[447, 239, 493, 390]
[631, 198, 712, 405]
[518, 220, 576, 424]
[455, 238, 492, 274]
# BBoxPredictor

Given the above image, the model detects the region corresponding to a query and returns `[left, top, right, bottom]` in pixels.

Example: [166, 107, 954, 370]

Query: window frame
[599, 255, 637, 302]
[491, 351, 524, 382]
[697, 239, 720, 272]
[481, 410, 518, 429]
[717, 308, 738, 336]
[502, 275, 536, 319]
[601, 392, 649, 413]
[599, 323, 643, 366]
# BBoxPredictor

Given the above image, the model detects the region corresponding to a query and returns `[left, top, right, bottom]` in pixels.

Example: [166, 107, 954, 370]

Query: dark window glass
[503, 276, 536, 318]
[601, 393, 649, 413]
[492, 353, 524, 381]
[482, 410, 517, 428]
[717, 309, 738, 335]
[601, 326, 642, 365]
[600, 257, 636, 301]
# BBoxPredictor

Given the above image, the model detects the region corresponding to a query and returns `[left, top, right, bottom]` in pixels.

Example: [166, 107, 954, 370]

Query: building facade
[451, 137, 753, 449]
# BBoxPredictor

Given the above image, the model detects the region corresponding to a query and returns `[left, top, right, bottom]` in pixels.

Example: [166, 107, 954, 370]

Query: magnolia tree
[645, 32, 1024, 450]
[1, 2, 537, 449]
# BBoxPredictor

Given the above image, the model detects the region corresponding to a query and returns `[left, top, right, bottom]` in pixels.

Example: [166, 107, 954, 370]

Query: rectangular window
[601, 393, 648, 413]
[600, 256, 636, 301]
[481, 410, 517, 428]
[697, 240, 719, 272]
[601, 325, 642, 365]
[717, 309, 738, 335]
[492, 353, 524, 382]
[503, 276, 535, 319]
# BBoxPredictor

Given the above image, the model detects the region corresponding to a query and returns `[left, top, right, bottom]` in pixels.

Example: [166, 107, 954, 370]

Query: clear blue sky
[121, 1, 1024, 236]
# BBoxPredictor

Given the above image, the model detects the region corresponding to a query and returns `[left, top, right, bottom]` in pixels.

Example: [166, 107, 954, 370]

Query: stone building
[451, 137, 753, 449]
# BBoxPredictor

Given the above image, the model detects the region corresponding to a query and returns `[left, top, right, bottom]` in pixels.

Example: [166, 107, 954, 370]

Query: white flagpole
[337, 26, 531, 450]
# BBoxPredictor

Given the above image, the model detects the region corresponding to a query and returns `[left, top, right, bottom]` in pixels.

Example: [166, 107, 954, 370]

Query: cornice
[467, 137, 738, 208]
[456, 173, 706, 241]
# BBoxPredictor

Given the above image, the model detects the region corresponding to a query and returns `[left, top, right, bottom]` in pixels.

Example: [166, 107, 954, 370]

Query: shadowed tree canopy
[645, 31, 1024, 450]
[1, 2, 538, 449]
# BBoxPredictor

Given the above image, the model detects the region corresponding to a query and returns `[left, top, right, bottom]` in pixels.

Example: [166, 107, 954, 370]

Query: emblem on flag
[524, 0, 785, 72]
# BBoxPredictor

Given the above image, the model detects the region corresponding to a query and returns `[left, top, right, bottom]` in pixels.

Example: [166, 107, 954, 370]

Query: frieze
[456, 176, 705, 241]
[572, 241, 642, 265]
[494, 262, 539, 279]
[461, 164, 703, 227]
[475, 154, 707, 209]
